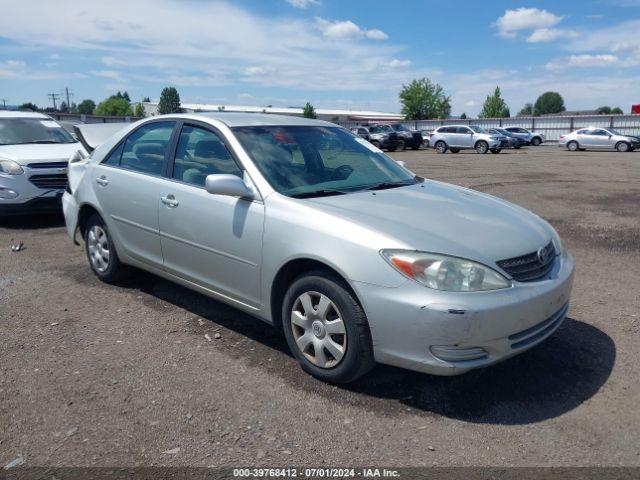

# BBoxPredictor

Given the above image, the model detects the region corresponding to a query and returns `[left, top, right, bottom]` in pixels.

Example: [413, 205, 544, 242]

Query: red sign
[632, 104, 640, 114]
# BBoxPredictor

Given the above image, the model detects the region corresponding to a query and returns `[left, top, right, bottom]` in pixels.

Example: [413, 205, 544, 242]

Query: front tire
[84, 214, 128, 283]
[397, 139, 406, 151]
[282, 271, 375, 384]
[531, 137, 542, 146]
[567, 141, 579, 151]
[616, 141, 630, 152]
[435, 141, 447, 154]
[475, 141, 489, 154]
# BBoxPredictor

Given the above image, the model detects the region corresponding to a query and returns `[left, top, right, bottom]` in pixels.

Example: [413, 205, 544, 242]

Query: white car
[503, 127, 545, 146]
[559, 127, 640, 152]
[0, 111, 85, 215]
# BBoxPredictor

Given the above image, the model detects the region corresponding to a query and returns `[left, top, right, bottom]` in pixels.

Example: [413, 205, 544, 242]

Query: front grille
[500, 140, 509, 147]
[29, 174, 68, 190]
[26, 161, 68, 169]
[496, 241, 556, 282]
[388, 132, 398, 141]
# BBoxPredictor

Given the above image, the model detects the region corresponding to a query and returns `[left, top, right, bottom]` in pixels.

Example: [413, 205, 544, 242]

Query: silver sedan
[559, 127, 640, 152]
[62, 113, 574, 383]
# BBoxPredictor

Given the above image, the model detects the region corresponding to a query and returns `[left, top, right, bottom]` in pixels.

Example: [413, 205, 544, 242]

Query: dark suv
[366, 125, 400, 151]
[381, 123, 423, 150]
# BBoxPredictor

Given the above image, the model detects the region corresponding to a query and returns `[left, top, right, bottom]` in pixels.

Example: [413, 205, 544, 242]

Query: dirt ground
[1, 146, 639, 468]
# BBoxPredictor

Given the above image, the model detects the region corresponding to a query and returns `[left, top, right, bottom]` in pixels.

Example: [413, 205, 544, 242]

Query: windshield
[391, 124, 409, 132]
[470, 125, 489, 134]
[232, 126, 417, 197]
[0, 118, 76, 145]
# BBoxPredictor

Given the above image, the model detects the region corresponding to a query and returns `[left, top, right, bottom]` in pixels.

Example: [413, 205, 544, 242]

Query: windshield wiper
[362, 178, 421, 191]
[2, 140, 67, 145]
[289, 188, 351, 199]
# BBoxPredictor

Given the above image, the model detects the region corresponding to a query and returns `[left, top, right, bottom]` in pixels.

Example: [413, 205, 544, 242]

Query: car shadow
[0, 212, 66, 230]
[119, 270, 615, 426]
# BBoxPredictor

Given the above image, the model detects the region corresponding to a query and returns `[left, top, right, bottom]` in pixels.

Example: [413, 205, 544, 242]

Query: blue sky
[1, 0, 640, 115]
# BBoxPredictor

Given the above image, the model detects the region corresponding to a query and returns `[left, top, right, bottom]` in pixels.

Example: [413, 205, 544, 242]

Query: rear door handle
[96, 176, 109, 186]
[161, 194, 179, 208]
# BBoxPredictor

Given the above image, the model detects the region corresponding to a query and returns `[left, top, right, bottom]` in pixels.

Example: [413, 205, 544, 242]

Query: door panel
[158, 124, 265, 308]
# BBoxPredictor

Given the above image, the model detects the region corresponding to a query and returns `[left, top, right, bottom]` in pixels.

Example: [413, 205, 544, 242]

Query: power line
[47, 93, 61, 110]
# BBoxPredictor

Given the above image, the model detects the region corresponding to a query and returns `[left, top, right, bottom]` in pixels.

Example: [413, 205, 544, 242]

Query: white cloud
[383, 59, 411, 68]
[568, 54, 621, 67]
[0, 59, 84, 80]
[495, 8, 563, 38]
[527, 28, 578, 43]
[315, 18, 388, 40]
[242, 66, 274, 76]
[286, 0, 320, 8]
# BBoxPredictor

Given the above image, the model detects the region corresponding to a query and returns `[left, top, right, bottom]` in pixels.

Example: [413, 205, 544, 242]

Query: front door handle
[161, 194, 179, 208]
[96, 175, 109, 187]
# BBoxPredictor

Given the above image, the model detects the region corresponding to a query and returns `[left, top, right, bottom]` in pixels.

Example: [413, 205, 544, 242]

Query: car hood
[303, 181, 554, 265]
[0, 143, 82, 164]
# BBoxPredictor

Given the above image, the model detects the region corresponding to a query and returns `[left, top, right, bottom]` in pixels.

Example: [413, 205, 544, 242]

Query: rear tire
[567, 141, 579, 151]
[616, 141, 630, 152]
[435, 141, 447, 154]
[475, 141, 489, 154]
[282, 271, 375, 384]
[531, 137, 542, 146]
[84, 214, 129, 283]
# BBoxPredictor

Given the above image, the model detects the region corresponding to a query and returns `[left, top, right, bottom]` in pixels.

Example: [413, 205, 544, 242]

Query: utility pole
[0, 99, 7, 110]
[47, 93, 61, 110]
[62, 87, 74, 110]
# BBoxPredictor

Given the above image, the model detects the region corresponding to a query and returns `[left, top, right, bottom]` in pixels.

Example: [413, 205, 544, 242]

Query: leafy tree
[479, 86, 510, 118]
[19, 102, 38, 111]
[142, 96, 151, 102]
[611, 107, 623, 114]
[77, 99, 96, 115]
[95, 96, 133, 116]
[134, 103, 145, 117]
[70, 102, 78, 113]
[597, 106, 612, 115]
[157, 87, 181, 114]
[59, 101, 69, 113]
[533, 92, 565, 116]
[302, 102, 317, 119]
[518, 103, 533, 116]
[122, 91, 131, 102]
[399, 77, 451, 120]
[460, 112, 467, 119]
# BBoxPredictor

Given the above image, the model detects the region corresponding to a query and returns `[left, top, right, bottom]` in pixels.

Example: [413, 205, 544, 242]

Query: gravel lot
[1, 146, 639, 468]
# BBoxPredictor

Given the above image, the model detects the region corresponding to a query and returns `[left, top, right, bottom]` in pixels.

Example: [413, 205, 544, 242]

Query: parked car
[559, 127, 640, 152]
[503, 127, 545, 146]
[366, 124, 399, 151]
[0, 111, 86, 215]
[420, 129, 432, 147]
[383, 123, 423, 150]
[489, 128, 527, 149]
[63, 113, 573, 384]
[429, 125, 503, 154]
[350, 126, 371, 142]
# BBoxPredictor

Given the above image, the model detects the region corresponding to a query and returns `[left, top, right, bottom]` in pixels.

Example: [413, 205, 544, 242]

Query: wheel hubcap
[290, 291, 346, 369]
[87, 225, 110, 273]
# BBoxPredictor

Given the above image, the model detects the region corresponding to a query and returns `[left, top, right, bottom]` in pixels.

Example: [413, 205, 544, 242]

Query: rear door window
[120, 121, 175, 175]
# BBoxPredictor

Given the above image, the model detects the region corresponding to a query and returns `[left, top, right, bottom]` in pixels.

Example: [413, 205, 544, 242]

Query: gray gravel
[1, 147, 639, 467]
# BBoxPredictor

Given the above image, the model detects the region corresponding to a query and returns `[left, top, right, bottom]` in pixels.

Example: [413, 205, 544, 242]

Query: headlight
[0, 159, 24, 175]
[381, 250, 511, 292]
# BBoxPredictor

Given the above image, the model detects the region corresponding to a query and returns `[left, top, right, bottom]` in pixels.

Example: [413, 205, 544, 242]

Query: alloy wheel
[290, 291, 347, 369]
[87, 225, 110, 273]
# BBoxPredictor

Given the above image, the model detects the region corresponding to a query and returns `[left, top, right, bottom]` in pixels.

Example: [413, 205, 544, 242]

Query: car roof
[160, 112, 337, 128]
[0, 111, 50, 119]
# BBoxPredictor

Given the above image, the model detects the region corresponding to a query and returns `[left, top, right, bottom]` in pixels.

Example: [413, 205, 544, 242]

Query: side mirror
[205, 174, 255, 199]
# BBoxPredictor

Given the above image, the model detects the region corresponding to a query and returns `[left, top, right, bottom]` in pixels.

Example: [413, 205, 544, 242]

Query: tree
[533, 92, 565, 116]
[597, 106, 612, 115]
[399, 77, 451, 120]
[157, 87, 181, 114]
[122, 91, 131, 102]
[134, 103, 145, 117]
[95, 96, 133, 116]
[59, 101, 69, 113]
[479, 86, 510, 118]
[70, 102, 78, 113]
[460, 112, 467, 119]
[611, 107, 624, 114]
[19, 102, 38, 111]
[302, 102, 317, 119]
[142, 96, 151, 102]
[77, 99, 96, 115]
[518, 103, 533, 116]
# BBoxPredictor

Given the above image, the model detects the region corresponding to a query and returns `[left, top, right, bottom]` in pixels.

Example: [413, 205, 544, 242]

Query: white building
[141, 102, 403, 123]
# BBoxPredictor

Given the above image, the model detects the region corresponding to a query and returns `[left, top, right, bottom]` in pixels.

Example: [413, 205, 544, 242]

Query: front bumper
[352, 252, 574, 376]
[0, 165, 67, 215]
